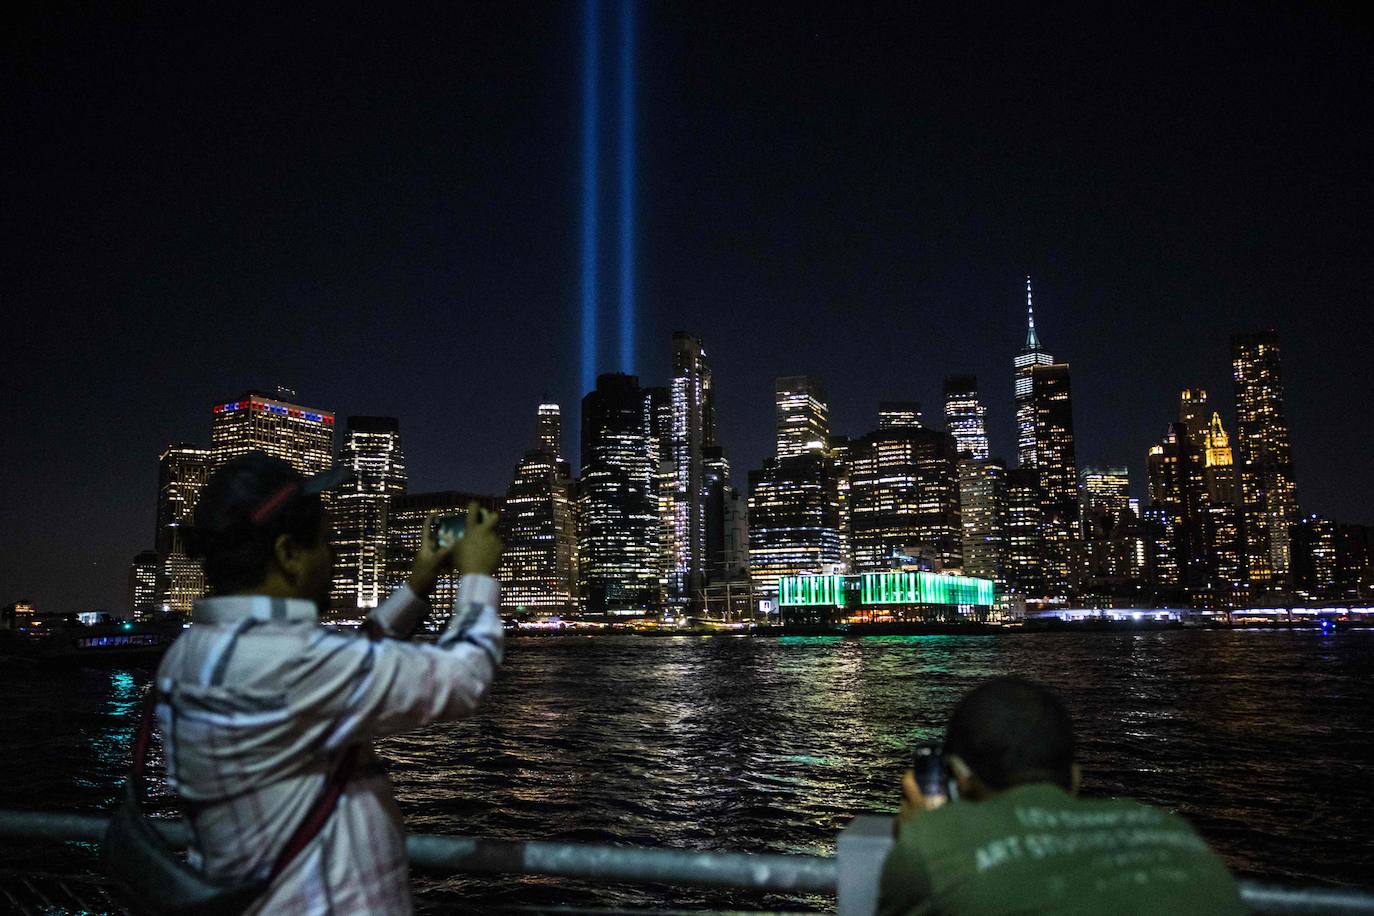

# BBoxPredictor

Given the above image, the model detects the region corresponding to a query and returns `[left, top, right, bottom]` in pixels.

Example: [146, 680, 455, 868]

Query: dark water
[2, 630, 1372, 911]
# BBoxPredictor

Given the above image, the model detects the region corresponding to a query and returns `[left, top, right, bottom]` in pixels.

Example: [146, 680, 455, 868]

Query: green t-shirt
[878, 783, 1245, 916]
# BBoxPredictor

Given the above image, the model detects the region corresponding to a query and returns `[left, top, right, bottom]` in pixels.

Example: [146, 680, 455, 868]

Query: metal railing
[2, 809, 1372, 915]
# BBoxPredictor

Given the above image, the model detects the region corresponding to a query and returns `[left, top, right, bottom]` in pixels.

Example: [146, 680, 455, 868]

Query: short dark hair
[185, 453, 327, 595]
[944, 677, 1075, 791]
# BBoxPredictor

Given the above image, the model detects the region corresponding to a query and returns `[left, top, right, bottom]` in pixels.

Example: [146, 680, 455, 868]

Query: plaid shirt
[154, 576, 502, 915]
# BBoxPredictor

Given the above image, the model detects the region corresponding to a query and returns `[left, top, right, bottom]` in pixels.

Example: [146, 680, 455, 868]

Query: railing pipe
[2, 808, 1372, 915]
[407, 833, 837, 894]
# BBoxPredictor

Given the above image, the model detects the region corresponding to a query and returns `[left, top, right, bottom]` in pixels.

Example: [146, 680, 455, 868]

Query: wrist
[408, 569, 437, 598]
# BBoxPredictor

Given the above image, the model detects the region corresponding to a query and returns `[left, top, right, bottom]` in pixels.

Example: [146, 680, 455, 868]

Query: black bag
[101, 687, 358, 916]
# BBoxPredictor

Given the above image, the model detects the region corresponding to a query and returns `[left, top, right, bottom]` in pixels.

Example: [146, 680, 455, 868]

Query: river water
[1, 629, 1371, 912]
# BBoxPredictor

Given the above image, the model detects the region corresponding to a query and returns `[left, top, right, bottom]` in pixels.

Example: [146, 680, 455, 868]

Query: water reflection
[2, 633, 1371, 909]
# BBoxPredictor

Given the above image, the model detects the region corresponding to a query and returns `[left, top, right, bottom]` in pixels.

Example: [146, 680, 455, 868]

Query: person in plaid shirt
[156, 452, 504, 914]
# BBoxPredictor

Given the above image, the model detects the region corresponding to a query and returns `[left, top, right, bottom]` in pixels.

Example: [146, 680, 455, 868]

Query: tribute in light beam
[580, 0, 601, 396]
[617, 0, 635, 376]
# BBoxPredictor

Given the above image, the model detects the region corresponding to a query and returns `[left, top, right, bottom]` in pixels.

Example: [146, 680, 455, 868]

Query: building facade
[847, 426, 962, 573]
[666, 333, 717, 610]
[154, 444, 214, 614]
[747, 454, 842, 601]
[958, 457, 1007, 587]
[579, 374, 661, 615]
[332, 416, 407, 614]
[211, 390, 335, 475]
[128, 550, 161, 621]
[1232, 331, 1299, 587]
[499, 406, 578, 616]
[1013, 277, 1054, 468]
[943, 375, 990, 461]
[775, 376, 830, 459]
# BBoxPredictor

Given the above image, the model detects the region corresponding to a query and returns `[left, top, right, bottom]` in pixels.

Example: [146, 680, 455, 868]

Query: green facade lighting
[778, 571, 994, 607]
[778, 573, 847, 607]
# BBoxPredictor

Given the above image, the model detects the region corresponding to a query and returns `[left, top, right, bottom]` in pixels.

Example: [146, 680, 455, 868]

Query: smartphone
[911, 741, 948, 802]
[431, 514, 467, 549]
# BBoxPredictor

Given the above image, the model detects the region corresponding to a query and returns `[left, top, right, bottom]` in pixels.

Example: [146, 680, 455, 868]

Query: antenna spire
[1024, 275, 1043, 351]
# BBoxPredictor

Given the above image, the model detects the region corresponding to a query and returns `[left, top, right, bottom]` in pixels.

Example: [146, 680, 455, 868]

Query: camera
[911, 741, 949, 802]
[431, 514, 467, 549]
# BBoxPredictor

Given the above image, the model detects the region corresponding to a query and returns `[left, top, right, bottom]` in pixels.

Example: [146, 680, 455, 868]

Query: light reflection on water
[1, 630, 1371, 911]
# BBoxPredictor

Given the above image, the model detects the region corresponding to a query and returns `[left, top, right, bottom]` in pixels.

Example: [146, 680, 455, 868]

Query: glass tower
[211, 389, 335, 475]
[333, 417, 407, 614]
[775, 376, 830, 459]
[1013, 277, 1054, 468]
[499, 405, 577, 616]
[1231, 330, 1299, 585]
[943, 376, 989, 461]
[579, 373, 661, 615]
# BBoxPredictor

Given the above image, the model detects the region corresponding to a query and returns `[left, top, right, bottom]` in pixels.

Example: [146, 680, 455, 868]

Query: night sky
[4, 2, 1371, 612]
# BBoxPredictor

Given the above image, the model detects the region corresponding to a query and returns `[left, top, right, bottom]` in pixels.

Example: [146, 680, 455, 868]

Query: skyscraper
[1013, 277, 1054, 467]
[579, 373, 661, 615]
[211, 390, 335, 474]
[332, 417, 407, 614]
[128, 550, 161, 621]
[666, 333, 717, 609]
[1290, 515, 1337, 599]
[943, 375, 989, 460]
[155, 445, 214, 556]
[1029, 364, 1079, 524]
[1232, 331, 1299, 585]
[702, 445, 739, 583]
[959, 458, 1007, 587]
[1146, 423, 1209, 590]
[1003, 469, 1045, 598]
[499, 405, 577, 616]
[1177, 388, 1211, 449]
[1080, 467, 1130, 522]
[747, 453, 841, 600]
[537, 402, 564, 458]
[847, 426, 963, 573]
[154, 444, 213, 615]
[775, 376, 830, 459]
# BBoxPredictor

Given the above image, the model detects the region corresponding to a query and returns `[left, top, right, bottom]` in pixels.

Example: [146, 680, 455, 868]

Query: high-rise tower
[775, 376, 830, 459]
[332, 417, 407, 613]
[667, 332, 717, 609]
[1029, 363, 1079, 525]
[500, 405, 577, 615]
[537, 403, 564, 458]
[1013, 277, 1054, 467]
[154, 444, 214, 615]
[847, 426, 963, 573]
[747, 453, 841, 600]
[579, 373, 660, 615]
[1232, 331, 1299, 585]
[943, 375, 989, 461]
[211, 390, 335, 474]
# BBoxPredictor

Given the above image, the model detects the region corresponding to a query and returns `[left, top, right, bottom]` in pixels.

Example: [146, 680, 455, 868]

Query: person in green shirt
[878, 677, 1245, 916]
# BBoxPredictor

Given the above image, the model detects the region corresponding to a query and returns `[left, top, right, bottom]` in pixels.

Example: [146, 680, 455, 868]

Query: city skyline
[5, 3, 1372, 611]
[11, 311, 1368, 615]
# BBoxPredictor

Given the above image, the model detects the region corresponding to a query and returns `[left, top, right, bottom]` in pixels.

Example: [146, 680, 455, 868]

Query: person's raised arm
[363, 509, 466, 639]
[292, 503, 506, 748]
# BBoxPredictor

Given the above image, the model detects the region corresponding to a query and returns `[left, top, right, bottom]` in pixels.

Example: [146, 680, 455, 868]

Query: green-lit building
[777, 571, 996, 625]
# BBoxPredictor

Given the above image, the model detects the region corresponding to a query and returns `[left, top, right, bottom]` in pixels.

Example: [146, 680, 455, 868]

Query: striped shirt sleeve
[289, 575, 505, 747]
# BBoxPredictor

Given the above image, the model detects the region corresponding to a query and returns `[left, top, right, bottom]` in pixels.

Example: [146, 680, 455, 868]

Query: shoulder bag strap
[132, 684, 363, 881]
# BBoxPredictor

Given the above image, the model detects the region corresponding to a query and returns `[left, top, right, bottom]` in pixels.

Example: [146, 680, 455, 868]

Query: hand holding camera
[408, 504, 501, 597]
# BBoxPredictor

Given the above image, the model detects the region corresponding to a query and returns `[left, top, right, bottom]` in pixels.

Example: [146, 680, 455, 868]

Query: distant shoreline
[506, 619, 1370, 638]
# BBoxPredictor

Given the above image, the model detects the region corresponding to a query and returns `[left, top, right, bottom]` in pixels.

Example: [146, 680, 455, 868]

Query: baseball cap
[188, 453, 354, 553]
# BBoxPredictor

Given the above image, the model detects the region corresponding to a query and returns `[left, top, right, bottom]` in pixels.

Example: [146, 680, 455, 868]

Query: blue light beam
[580, 0, 601, 395]
[617, 0, 635, 376]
